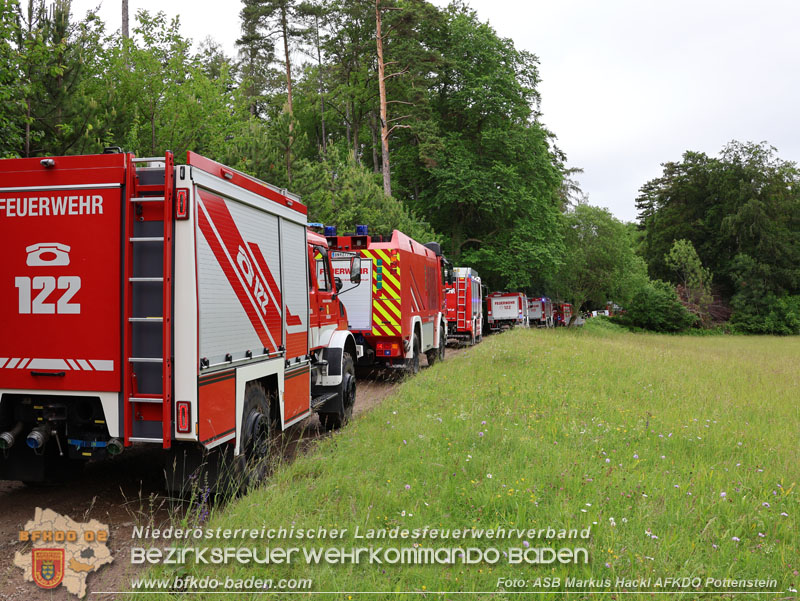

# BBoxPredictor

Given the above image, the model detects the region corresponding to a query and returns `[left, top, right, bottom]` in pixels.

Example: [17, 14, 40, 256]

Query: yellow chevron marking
[382, 268, 401, 291]
[376, 249, 392, 265]
[383, 298, 401, 319]
[374, 301, 399, 325]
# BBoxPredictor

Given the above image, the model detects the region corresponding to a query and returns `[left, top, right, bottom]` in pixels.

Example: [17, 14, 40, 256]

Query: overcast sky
[71, 0, 800, 222]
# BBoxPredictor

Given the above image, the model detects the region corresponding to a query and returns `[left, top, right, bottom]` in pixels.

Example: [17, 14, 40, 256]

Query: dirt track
[0, 345, 468, 600]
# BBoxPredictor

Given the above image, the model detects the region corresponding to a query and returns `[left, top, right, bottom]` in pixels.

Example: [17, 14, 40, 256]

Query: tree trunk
[315, 15, 326, 156]
[375, 0, 391, 197]
[122, 0, 129, 39]
[370, 111, 380, 173]
[281, 5, 293, 184]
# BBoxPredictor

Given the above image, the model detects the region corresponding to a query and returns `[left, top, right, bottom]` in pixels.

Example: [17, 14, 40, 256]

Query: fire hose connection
[26, 425, 52, 450]
[0, 422, 24, 450]
[107, 438, 124, 456]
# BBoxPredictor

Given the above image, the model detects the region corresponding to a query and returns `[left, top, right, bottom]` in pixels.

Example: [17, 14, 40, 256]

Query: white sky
[71, 0, 800, 222]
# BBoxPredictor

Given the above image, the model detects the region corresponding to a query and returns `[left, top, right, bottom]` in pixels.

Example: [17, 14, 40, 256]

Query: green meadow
[134, 321, 799, 600]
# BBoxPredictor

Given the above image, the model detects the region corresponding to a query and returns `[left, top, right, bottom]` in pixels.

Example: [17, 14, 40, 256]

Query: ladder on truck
[122, 152, 174, 448]
[456, 278, 467, 331]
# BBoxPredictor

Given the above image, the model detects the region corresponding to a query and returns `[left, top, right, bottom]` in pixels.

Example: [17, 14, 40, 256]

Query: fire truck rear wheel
[427, 325, 446, 365]
[319, 352, 355, 431]
[238, 383, 272, 486]
[406, 335, 421, 375]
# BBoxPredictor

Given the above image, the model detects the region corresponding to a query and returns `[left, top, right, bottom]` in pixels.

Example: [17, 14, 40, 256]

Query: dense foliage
[636, 141, 800, 333]
[1, 1, 797, 333]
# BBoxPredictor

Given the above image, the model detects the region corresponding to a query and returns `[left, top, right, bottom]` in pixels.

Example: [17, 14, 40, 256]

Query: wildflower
[758, 533, 765, 538]
[478, 431, 484, 437]
[522, 540, 529, 548]
[633, 454, 639, 459]
[403, 440, 407, 445]
[720, 492, 727, 498]
[674, 484, 679, 488]
[605, 562, 611, 568]
[486, 473, 492, 479]
[763, 502, 770, 507]
[732, 536, 740, 542]
[405, 484, 411, 490]
[780, 512, 789, 517]
[481, 420, 486, 425]
[712, 544, 718, 549]
[605, 458, 611, 463]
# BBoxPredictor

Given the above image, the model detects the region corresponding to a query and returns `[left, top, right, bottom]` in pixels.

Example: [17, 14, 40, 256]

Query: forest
[1, 0, 799, 333]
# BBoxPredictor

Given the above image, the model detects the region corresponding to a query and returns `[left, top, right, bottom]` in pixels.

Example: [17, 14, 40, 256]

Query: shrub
[730, 294, 800, 335]
[614, 280, 696, 332]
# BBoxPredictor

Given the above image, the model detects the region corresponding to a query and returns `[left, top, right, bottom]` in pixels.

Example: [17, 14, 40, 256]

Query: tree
[664, 239, 713, 327]
[636, 141, 800, 332]
[550, 204, 643, 321]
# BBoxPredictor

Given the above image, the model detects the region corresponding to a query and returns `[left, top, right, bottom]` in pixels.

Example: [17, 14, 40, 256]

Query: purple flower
[404, 484, 411, 490]
[720, 492, 727, 498]
[605, 562, 611, 568]
[780, 512, 789, 517]
[633, 454, 639, 459]
[481, 420, 486, 425]
[731, 536, 740, 542]
[478, 431, 484, 437]
[522, 540, 529, 548]
[763, 502, 770, 507]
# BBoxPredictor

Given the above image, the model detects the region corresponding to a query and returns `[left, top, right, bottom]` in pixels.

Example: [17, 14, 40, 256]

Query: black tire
[406, 334, 420, 375]
[237, 383, 272, 489]
[319, 352, 356, 431]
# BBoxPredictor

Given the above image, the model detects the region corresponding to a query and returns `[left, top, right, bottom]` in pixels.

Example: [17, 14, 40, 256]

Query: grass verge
[132, 325, 799, 600]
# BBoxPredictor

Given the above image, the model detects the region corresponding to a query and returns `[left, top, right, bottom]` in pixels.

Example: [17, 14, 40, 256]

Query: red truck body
[445, 267, 483, 345]
[554, 303, 573, 326]
[0, 151, 358, 486]
[327, 228, 449, 372]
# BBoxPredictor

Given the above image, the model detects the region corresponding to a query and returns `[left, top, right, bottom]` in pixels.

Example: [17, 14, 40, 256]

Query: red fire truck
[487, 292, 529, 331]
[528, 297, 554, 328]
[445, 267, 483, 345]
[327, 227, 450, 374]
[554, 302, 573, 326]
[0, 151, 361, 487]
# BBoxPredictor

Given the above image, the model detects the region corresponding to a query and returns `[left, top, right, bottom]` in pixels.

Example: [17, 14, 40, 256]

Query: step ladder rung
[131, 197, 165, 203]
[130, 237, 165, 242]
[128, 317, 163, 322]
[129, 397, 164, 404]
[128, 357, 163, 363]
[129, 437, 163, 444]
[129, 277, 163, 282]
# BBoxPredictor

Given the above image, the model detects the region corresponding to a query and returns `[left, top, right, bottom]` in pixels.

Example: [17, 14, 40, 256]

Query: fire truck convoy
[527, 297, 554, 328]
[487, 291, 529, 331]
[326, 227, 451, 374]
[445, 267, 483, 345]
[0, 151, 364, 487]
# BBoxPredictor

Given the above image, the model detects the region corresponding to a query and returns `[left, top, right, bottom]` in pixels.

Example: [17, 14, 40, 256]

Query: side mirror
[335, 277, 343, 293]
[350, 256, 362, 285]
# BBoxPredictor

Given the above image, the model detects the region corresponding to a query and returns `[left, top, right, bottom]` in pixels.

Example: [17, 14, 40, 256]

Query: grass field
[134, 321, 799, 600]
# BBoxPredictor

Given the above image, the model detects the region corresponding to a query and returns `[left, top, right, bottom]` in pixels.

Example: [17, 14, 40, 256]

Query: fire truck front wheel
[319, 352, 355, 431]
